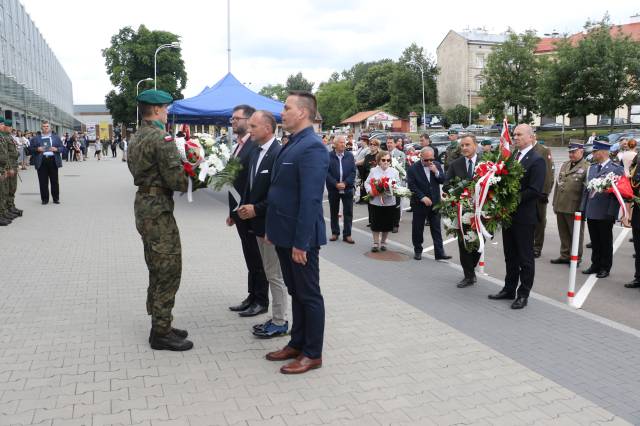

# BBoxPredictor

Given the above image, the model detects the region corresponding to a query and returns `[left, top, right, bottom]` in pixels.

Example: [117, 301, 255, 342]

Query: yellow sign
[99, 122, 110, 140]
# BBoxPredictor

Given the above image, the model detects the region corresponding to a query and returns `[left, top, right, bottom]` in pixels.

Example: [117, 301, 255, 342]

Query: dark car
[537, 122, 565, 131]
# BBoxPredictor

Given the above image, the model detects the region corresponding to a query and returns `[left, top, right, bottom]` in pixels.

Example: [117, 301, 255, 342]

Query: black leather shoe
[586, 242, 592, 248]
[53, 200, 60, 204]
[582, 266, 598, 275]
[0, 218, 10, 226]
[238, 303, 268, 317]
[149, 327, 188, 343]
[550, 257, 570, 264]
[150, 331, 193, 351]
[596, 270, 609, 279]
[413, 252, 422, 260]
[534, 251, 541, 259]
[624, 280, 640, 288]
[511, 297, 528, 309]
[41, 200, 48, 205]
[392, 227, 399, 233]
[456, 277, 476, 288]
[488, 290, 516, 300]
[435, 255, 452, 260]
[229, 297, 252, 312]
[4, 211, 18, 219]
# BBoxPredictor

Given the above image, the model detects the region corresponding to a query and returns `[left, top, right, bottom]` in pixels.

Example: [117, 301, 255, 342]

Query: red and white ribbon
[610, 177, 628, 220]
[473, 166, 497, 253]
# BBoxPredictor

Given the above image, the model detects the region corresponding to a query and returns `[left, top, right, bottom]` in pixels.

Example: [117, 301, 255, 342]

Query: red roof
[536, 22, 640, 54]
[341, 110, 381, 124]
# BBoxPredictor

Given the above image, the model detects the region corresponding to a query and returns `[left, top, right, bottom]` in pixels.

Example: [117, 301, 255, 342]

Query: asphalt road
[323, 147, 640, 330]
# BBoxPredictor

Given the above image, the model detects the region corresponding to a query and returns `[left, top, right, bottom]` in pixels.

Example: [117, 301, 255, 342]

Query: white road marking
[572, 227, 631, 309]
[352, 216, 369, 223]
[423, 237, 457, 253]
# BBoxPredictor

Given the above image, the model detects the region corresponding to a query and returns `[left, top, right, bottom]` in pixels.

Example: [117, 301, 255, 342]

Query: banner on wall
[99, 122, 110, 140]
[86, 124, 97, 141]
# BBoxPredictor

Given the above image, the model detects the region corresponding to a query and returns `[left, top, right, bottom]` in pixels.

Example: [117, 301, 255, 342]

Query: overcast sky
[20, 0, 639, 105]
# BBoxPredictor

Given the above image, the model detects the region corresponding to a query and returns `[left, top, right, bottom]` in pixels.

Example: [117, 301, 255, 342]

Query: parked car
[537, 122, 565, 131]
[598, 117, 628, 126]
[449, 124, 464, 132]
[464, 124, 486, 132]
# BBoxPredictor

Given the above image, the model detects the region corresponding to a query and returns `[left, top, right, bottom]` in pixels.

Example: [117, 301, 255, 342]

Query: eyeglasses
[229, 116, 249, 123]
[421, 158, 434, 163]
[379, 158, 391, 163]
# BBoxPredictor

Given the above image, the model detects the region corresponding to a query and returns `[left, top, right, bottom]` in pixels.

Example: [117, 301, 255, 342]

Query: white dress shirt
[516, 145, 533, 162]
[255, 137, 276, 172]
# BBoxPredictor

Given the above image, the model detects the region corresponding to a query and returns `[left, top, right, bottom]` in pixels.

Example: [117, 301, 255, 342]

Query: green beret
[480, 139, 492, 146]
[137, 89, 173, 105]
[448, 129, 459, 135]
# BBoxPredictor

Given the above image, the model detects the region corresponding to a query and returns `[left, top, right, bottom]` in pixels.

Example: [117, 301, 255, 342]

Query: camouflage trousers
[135, 211, 182, 335]
[7, 173, 17, 209]
[0, 174, 7, 214]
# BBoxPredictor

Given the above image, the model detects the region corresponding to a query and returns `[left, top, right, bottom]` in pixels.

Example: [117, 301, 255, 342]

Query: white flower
[461, 212, 474, 225]
[442, 217, 458, 230]
[464, 231, 478, 242]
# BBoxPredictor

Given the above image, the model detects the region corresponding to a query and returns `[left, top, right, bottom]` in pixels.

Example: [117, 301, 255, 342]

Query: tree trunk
[514, 105, 519, 124]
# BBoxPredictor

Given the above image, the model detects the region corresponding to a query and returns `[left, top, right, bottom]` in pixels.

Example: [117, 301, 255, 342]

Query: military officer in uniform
[550, 142, 589, 264]
[580, 137, 624, 279]
[480, 139, 493, 157]
[127, 89, 192, 351]
[3, 120, 22, 219]
[0, 119, 19, 225]
[444, 129, 461, 171]
[532, 139, 555, 257]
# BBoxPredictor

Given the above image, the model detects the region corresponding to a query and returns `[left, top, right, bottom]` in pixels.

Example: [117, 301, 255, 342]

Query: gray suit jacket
[580, 161, 624, 220]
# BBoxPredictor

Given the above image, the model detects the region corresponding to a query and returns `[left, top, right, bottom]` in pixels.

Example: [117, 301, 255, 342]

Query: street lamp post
[136, 78, 154, 127]
[408, 61, 427, 131]
[154, 42, 180, 90]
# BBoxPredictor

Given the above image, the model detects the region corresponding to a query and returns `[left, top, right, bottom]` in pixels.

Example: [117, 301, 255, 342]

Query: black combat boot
[9, 207, 22, 216]
[0, 217, 10, 226]
[149, 330, 193, 351]
[148, 328, 188, 343]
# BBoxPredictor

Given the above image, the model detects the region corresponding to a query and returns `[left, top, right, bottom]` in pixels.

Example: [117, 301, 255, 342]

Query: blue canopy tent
[168, 73, 284, 125]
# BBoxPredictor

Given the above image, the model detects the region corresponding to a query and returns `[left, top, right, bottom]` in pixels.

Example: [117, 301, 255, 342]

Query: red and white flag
[500, 118, 512, 159]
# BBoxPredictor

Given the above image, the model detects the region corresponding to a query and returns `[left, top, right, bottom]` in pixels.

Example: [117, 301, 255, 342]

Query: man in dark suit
[30, 121, 64, 204]
[445, 134, 481, 287]
[407, 146, 451, 261]
[326, 135, 356, 244]
[265, 91, 329, 374]
[237, 111, 288, 339]
[489, 124, 545, 309]
[226, 104, 270, 317]
[580, 137, 624, 279]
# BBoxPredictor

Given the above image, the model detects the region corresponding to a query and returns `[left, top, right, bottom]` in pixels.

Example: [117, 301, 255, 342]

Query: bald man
[488, 124, 545, 310]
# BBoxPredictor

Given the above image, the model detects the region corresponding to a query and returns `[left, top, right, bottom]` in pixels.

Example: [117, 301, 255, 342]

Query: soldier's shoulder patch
[164, 135, 174, 142]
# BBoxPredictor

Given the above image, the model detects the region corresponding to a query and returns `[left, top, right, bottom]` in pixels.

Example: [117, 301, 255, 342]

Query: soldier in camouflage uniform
[0, 119, 19, 225]
[444, 129, 461, 171]
[3, 120, 22, 219]
[127, 89, 192, 351]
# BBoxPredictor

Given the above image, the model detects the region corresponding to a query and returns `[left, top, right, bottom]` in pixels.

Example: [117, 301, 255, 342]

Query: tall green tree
[479, 30, 540, 123]
[316, 79, 357, 128]
[102, 25, 187, 126]
[391, 43, 439, 119]
[285, 72, 314, 92]
[538, 16, 640, 136]
[353, 60, 395, 111]
[259, 84, 287, 101]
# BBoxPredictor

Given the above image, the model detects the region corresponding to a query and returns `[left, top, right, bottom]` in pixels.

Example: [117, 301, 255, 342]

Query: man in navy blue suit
[237, 111, 289, 339]
[488, 124, 545, 309]
[326, 135, 356, 244]
[30, 121, 64, 205]
[265, 91, 329, 374]
[407, 147, 451, 261]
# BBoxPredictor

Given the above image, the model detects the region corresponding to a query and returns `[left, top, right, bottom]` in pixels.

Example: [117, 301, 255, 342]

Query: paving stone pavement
[0, 158, 634, 425]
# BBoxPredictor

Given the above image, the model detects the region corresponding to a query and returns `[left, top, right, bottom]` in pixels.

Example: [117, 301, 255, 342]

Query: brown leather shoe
[280, 356, 322, 374]
[343, 236, 355, 244]
[329, 235, 338, 241]
[266, 346, 301, 361]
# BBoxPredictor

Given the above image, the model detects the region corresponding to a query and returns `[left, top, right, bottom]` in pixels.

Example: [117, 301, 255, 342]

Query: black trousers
[502, 223, 535, 298]
[411, 204, 445, 257]
[37, 157, 59, 203]
[587, 219, 614, 272]
[276, 246, 324, 359]
[457, 231, 481, 279]
[393, 196, 401, 227]
[232, 212, 269, 306]
[328, 191, 353, 237]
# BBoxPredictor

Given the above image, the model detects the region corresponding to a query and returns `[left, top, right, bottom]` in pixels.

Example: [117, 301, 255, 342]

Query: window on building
[476, 54, 485, 68]
[475, 77, 485, 91]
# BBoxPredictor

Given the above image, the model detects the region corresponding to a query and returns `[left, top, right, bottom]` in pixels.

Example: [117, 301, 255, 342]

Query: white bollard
[478, 251, 486, 275]
[567, 211, 582, 306]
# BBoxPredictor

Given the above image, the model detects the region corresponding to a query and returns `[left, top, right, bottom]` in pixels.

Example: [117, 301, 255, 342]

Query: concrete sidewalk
[0, 158, 633, 425]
